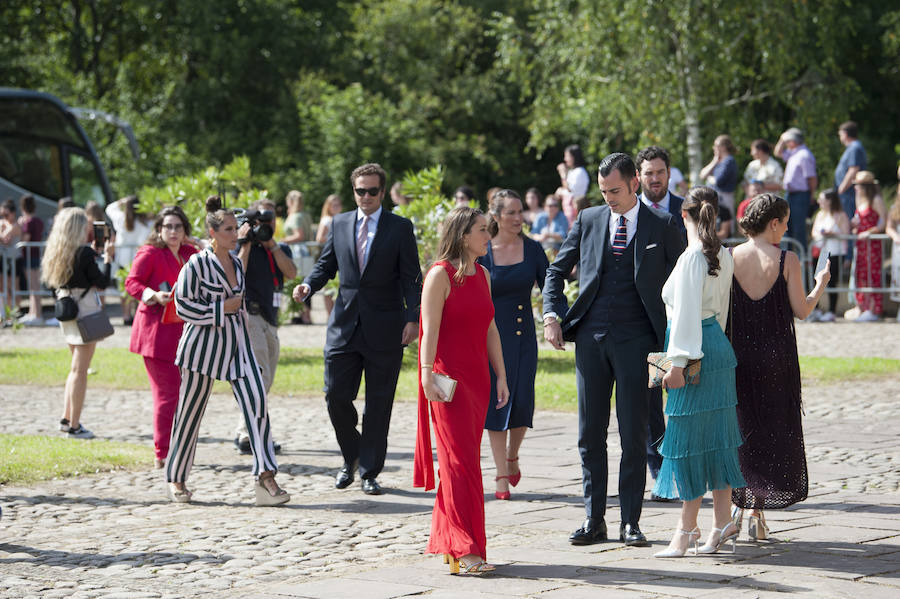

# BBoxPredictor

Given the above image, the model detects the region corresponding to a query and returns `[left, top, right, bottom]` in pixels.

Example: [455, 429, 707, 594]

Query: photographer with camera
[232, 199, 297, 454]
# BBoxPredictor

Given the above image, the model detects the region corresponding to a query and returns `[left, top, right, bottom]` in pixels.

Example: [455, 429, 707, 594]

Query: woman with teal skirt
[652, 186, 746, 558]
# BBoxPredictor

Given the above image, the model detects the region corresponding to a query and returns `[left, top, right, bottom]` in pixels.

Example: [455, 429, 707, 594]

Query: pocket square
[645, 243, 658, 249]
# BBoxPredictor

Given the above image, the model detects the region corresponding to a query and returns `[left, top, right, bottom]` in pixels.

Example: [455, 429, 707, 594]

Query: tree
[495, 0, 865, 183]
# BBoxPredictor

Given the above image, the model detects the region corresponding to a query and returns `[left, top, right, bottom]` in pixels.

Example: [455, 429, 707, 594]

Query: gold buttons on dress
[516, 331, 522, 336]
[517, 304, 523, 310]
[517, 317, 523, 323]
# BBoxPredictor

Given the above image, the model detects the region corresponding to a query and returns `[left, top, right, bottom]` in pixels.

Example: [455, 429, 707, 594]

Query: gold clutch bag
[647, 352, 701, 388]
[431, 372, 457, 402]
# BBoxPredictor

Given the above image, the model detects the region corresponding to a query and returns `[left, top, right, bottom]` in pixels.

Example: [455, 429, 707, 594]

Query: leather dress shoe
[569, 518, 608, 545]
[335, 460, 358, 489]
[361, 478, 384, 495]
[620, 523, 650, 547]
[649, 492, 675, 503]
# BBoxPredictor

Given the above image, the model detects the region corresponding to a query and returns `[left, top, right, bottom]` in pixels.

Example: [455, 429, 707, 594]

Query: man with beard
[636, 146, 688, 502]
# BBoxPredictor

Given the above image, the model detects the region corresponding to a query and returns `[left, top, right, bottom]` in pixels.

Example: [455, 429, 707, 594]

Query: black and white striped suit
[166, 247, 277, 483]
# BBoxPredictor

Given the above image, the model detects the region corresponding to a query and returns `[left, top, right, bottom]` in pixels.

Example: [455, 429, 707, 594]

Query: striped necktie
[612, 215, 627, 256]
[356, 215, 369, 270]
[653, 202, 661, 210]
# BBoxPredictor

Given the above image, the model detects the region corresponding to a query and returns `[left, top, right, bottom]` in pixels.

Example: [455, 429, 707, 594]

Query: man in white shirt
[543, 153, 686, 548]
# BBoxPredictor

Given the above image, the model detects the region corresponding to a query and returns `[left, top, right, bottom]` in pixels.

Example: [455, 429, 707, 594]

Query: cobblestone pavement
[2, 315, 899, 598]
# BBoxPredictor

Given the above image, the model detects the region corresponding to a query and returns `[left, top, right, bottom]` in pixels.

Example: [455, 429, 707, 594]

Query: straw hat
[853, 170, 878, 185]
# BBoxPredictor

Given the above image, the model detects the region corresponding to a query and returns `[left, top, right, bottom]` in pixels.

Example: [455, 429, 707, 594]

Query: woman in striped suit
[165, 196, 289, 506]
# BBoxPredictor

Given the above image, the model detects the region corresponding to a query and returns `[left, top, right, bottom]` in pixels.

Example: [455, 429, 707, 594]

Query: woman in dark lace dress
[730, 194, 830, 540]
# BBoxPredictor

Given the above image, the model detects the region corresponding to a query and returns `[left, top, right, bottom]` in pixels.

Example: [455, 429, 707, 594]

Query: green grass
[1, 349, 897, 415]
[0, 434, 153, 485]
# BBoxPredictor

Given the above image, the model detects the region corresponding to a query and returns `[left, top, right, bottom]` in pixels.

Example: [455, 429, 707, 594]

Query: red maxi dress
[414, 261, 495, 560]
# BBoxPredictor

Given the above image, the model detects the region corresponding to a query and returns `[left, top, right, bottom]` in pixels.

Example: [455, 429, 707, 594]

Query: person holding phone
[40, 207, 114, 438]
[125, 206, 198, 468]
[414, 206, 509, 575]
[165, 197, 289, 506]
[730, 194, 830, 541]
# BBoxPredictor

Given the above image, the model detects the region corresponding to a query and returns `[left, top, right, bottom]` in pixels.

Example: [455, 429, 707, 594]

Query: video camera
[236, 208, 275, 244]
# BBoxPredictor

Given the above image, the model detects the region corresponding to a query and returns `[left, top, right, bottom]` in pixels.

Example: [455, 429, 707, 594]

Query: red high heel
[507, 457, 521, 487]
[494, 475, 511, 500]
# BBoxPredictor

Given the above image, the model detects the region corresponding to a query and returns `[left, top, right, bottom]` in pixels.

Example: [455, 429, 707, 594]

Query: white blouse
[661, 244, 734, 367]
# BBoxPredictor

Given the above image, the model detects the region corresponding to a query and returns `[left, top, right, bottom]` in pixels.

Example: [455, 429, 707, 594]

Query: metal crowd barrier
[723, 233, 899, 304]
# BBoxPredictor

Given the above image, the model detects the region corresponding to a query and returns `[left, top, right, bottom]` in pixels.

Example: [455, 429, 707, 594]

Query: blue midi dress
[478, 237, 549, 431]
[651, 245, 746, 502]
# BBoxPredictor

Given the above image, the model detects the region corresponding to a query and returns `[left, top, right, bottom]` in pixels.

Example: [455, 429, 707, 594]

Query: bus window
[69, 151, 106, 207]
[0, 137, 63, 199]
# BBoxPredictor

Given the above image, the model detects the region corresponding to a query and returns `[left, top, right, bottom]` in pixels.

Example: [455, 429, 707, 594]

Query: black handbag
[77, 310, 114, 343]
[54, 288, 88, 322]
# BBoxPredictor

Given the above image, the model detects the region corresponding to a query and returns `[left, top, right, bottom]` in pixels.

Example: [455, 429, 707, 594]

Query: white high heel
[698, 521, 739, 554]
[731, 506, 744, 536]
[654, 527, 701, 558]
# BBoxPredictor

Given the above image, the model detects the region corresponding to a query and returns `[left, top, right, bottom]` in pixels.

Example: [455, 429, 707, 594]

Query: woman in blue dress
[479, 189, 550, 500]
[652, 186, 745, 557]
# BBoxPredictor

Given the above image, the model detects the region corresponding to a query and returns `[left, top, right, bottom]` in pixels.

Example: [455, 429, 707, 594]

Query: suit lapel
[595, 207, 611, 266]
[634, 202, 652, 277]
[363, 211, 390, 277]
[206, 249, 232, 290]
[337, 212, 361, 275]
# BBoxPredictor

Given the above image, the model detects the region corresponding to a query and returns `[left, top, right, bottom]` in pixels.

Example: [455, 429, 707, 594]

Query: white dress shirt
[607, 199, 641, 247]
[640, 191, 671, 213]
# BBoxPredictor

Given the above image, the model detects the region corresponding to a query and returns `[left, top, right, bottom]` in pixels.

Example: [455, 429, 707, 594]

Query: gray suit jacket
[304, 209, 422, 352]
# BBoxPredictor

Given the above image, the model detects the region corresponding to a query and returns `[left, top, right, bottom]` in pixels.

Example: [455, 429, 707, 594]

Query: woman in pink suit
[126, 206, 198, 468]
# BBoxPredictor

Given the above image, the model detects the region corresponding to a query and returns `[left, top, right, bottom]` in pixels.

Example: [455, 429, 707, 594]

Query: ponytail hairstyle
[683, 186, 722, 276]
[739, 193, 789, 237]
[487, 188, 523, 237]
[435, 206, 484, 285]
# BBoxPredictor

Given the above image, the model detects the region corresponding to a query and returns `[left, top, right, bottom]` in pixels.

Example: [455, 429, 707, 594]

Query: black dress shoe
[569, 518, 608, 545]
[649, 492, 675, 503]
[361, 478, 384, 495]
[335, 461, 357, 489]
[234, 435, 252, 455]
[273, 442, 282, 454]
[620, 523, 650, 547]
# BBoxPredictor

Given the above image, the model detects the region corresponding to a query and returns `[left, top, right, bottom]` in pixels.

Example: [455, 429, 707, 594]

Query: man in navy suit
[543, 153, 685, 546]
[636, 146, 688, 500]
[294, 163, 422, 495]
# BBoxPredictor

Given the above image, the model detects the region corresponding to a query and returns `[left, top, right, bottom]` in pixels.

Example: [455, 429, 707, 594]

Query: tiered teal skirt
[652, 317, 746, 502]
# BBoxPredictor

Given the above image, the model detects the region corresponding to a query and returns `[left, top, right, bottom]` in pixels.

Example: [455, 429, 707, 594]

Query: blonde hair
[41, 207, 88, 289]
[285, 190, 304, 213]
[321, 194, 341, 219]
[435, 206, 483, 285]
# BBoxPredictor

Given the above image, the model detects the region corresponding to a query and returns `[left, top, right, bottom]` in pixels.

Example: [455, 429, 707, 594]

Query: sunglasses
[354, 187, 382, 197]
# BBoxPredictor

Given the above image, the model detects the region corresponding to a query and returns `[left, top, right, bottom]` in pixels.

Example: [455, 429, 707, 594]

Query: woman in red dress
[415, 206, 509, 575]
[125, 206, 198, 468]
[850, 171, 886, 321]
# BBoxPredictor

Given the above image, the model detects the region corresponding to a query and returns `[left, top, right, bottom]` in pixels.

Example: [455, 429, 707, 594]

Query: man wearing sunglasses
[294, 163, 422, 495]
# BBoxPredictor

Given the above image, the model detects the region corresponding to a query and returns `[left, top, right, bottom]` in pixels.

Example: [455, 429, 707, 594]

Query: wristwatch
[543, 311, 560, 325]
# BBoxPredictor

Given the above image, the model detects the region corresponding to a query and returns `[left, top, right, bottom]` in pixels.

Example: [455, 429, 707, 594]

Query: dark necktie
[612, 215, 627, 256]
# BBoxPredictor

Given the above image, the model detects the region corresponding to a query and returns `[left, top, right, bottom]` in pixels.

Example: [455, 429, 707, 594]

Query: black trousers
[575, 328, 655, 526]
[646, 386, 665, 479]
[323, 328, 402, 480]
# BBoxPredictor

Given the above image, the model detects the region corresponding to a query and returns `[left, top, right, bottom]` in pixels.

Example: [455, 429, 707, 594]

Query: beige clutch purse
[431, 372, 457, 402]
